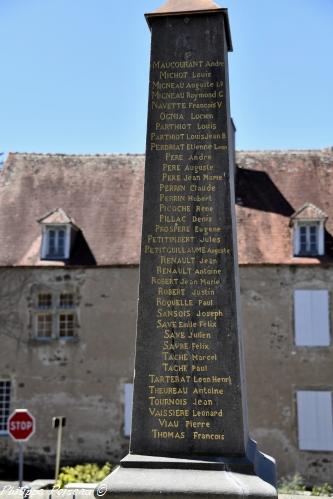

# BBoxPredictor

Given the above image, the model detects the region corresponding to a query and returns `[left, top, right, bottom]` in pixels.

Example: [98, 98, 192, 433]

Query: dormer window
[45, 226, 68, 259]
[299, 224, 319, 254]
[38, 208, 78, 261]
[290, 203, 327, 257]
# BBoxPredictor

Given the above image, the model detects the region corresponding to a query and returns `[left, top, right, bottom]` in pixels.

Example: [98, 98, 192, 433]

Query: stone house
[0, 150, 332, 484]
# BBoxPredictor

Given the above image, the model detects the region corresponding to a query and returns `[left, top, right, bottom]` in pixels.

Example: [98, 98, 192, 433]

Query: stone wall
[0, 265, 332, 484]
[241, 265, 333, 484]
[0, 268, 138, 473]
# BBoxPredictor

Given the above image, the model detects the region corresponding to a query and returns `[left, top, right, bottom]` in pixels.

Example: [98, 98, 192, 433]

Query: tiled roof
[0, 153, 144, 266]
[236, 149, 333, 264]
[1, 149, 333, 267]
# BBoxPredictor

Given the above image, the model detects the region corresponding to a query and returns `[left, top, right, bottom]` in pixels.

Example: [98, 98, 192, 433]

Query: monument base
[96, 454, 277, 499]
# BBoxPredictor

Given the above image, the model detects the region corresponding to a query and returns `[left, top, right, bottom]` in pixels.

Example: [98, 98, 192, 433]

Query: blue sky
[0, 0, 332, 154]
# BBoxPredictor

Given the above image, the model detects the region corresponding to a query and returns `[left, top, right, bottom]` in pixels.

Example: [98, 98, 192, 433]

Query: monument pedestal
[98, 454, 276, 499]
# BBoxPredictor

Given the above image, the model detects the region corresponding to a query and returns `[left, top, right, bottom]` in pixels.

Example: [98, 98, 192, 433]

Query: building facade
[0, 150, 332, 484]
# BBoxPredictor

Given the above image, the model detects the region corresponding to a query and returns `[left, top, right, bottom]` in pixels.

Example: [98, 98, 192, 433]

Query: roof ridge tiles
[8, 152, 145, 157]
[5, 148, 333, 157]
[237, 148, 333, 154]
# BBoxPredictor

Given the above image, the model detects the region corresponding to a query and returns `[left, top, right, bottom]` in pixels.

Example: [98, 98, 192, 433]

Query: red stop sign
[8, 409, 35, 442]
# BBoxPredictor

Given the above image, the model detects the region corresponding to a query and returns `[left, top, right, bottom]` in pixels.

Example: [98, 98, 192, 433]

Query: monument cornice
[145, 0, 233, 51]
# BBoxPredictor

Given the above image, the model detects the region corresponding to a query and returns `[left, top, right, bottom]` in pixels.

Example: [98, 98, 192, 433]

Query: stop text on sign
[9, 421, 33, 431]
[7, 409, 35, 442]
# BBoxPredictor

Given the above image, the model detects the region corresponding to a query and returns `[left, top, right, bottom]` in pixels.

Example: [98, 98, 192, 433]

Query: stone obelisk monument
[97, 1, 277, 497]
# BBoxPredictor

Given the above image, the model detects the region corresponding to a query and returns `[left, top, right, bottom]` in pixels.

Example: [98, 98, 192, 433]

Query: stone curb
[0, 490, 95, 498]
[1, 490, 331, 499]
[280, 496, 331, 499]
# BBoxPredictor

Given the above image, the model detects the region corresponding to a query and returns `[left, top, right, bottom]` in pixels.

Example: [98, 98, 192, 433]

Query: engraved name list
[130, 13, 244, 458]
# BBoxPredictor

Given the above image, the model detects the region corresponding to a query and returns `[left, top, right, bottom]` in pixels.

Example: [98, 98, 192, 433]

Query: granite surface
[130, 11, 246, 458]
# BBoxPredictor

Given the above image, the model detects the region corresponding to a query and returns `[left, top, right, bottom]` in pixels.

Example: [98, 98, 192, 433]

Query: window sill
[294, 253, 321, 258]
[41, 257, 69, 262]
[28, 337, 79, 345]
[294, 344, 331, 348]
[299, 448, 333, 453]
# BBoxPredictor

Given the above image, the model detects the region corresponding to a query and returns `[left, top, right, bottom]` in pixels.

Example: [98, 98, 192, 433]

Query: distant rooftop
[0, 149, 332, 267]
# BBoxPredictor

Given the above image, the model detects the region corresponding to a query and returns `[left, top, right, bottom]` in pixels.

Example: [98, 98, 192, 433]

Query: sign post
[18, 443, 24, 488]
[7, 409, 35, 488]
[52, 416, 66, 480]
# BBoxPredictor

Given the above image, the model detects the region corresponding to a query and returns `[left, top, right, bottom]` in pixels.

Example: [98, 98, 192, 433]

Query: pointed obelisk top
[152, 0, 221, 14]
[145, 0, 232, 51]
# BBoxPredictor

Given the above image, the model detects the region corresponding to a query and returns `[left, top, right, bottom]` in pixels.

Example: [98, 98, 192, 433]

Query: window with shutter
[124, 383, 133, 437]
[297, 391, 333, 451]
[294, 290, 330, 346]
[290, 203, 327, 257]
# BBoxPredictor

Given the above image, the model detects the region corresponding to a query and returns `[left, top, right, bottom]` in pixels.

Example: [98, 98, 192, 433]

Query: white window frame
[294, 221, 324, 256]
[297, 391, 333, 451]
[124, 383, 133, 437]
[41, 225, 71, 260]
[294, 289, 330, 346]
[0, 380, 11, 436]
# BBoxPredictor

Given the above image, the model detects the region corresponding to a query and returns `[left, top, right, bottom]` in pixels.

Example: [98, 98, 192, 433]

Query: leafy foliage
[278, 473, 306, 494]
[312, 483, 333, 496]
[279, 474, 332, 496]
[55, 462, 113, 488]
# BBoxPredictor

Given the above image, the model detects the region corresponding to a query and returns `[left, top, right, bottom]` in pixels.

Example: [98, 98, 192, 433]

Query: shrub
[55, 462, 113, 488]
[278, 473, 306, 494]
[279, 474, 333, 496]
[312, 483, 332, 496]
